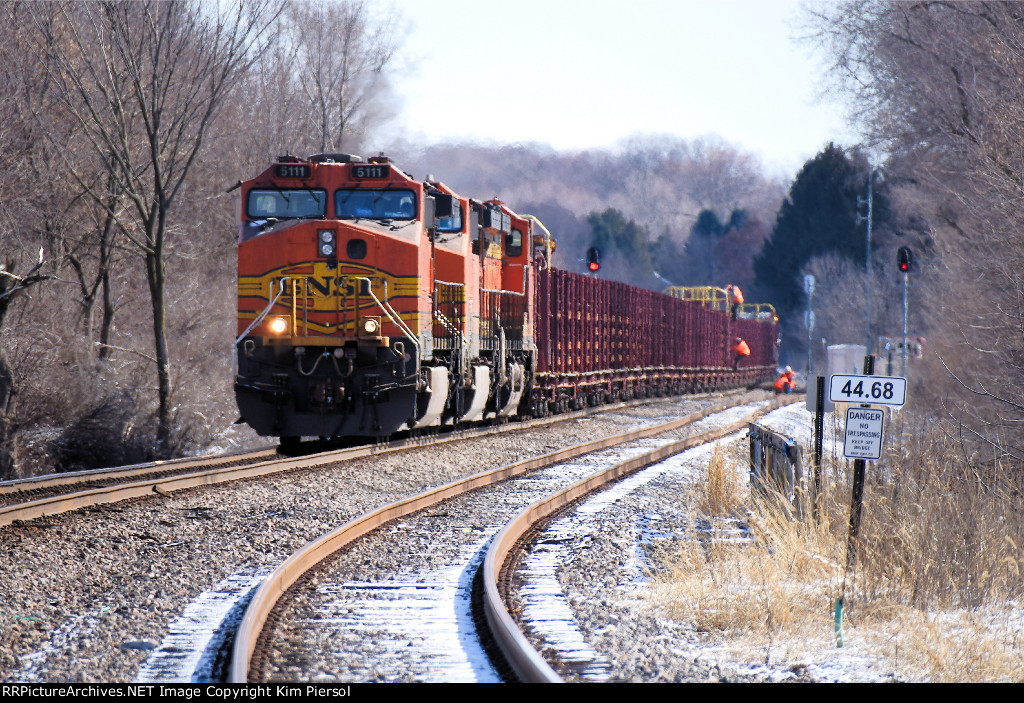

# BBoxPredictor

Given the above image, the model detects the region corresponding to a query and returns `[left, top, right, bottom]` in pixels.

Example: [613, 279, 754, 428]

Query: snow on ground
[136, 567, 275, 683]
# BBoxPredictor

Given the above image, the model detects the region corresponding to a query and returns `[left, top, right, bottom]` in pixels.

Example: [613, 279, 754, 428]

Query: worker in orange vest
[774, 366, 796, 394]
[726, 284, 744, 320]
[732, 337, 751, 370]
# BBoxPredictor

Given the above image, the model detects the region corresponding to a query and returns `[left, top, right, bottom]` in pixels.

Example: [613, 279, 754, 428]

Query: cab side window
[506, 228, 523, 257]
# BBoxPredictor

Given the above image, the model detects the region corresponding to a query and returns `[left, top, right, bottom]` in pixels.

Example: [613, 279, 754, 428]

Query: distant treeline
[395, 139, 925, 369]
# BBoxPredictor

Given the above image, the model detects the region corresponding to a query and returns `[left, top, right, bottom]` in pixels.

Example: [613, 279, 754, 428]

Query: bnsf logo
[239, 261, 421, 307]
[253, 273, 420, 312]
[270, 275, 367, 297]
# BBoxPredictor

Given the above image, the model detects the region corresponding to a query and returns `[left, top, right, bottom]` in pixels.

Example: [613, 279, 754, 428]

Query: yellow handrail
[522, 214, 555, 270]
[664, 286, 729, 311]
[739, 302, 778, 323]
[663, 286, 778, 323]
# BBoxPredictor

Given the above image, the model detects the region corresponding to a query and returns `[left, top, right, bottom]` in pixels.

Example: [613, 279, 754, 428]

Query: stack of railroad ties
[233, 153, 780, 445]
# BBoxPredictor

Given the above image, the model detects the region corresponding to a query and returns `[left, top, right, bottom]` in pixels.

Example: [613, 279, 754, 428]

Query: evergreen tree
[586, 208, 656, 287]
[725, 208, 750, 233]
[683, 209, 727, 285]
[753, 144, 885, 316]
[679, 208, 761, 287]
[691, 209, 725, 239]
[650, 228, 687, 288]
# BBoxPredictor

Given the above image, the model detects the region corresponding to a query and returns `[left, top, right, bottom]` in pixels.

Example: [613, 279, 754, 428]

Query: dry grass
[699, 444, 747, 517]
[650, 431, 1024, 682]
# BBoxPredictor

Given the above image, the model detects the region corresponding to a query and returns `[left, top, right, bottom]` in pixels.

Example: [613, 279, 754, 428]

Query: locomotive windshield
[247, 189, 326, 219]
[336, 188, 416, 220]
[437, 203, 463, 233]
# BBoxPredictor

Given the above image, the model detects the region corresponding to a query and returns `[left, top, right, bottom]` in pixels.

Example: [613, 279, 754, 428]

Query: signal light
[587, 246, 601, 272]
[897, 246, 912, 273]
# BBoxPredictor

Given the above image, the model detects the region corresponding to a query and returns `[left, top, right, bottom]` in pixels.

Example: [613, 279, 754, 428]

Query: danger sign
[844, 407, 885, 460]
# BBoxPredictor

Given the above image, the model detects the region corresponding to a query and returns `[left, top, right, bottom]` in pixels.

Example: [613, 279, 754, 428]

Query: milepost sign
[828, 374, 907, 407]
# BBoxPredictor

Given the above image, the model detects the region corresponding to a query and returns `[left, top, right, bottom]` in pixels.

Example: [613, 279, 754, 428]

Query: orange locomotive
[234, 153, 779, 445]
[234, 154, 536, 444]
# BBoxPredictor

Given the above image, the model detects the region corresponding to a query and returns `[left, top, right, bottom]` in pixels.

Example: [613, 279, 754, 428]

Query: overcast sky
[378, 0, 859, 177]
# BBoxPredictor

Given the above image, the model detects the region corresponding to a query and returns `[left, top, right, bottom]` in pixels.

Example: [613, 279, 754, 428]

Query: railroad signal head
[586, 246, 601, 272]
[897, 246, 913, 273]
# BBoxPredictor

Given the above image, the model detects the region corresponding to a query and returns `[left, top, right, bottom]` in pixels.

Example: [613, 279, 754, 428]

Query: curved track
[482, 402, 787, 681]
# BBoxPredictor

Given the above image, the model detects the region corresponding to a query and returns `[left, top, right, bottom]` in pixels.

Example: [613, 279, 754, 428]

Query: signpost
[831, 357, 908, 648]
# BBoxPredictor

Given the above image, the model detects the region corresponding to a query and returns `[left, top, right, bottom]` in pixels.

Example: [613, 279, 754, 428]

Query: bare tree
[810, 1, 1024, 469]
[283, 0, 397, 153]
[0, 2, 126, 363]
[30, 0, 282, 450]
[0, 250, 51, 477]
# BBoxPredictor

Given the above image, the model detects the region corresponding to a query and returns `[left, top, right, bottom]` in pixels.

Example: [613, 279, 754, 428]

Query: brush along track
[0, 392, 755, 529]
[235, 393, 783, 683]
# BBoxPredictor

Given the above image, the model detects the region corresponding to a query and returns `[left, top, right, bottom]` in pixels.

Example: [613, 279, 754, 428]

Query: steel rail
[482, 396, 798, 683]
[0, 448, 278, 498]
[230, 391, 771, 683]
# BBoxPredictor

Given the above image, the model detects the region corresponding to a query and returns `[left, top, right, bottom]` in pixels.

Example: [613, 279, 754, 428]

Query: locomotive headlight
[269, 317, 288, 335]
[360, 317, 380, 336]
[319, 241, 335, 257]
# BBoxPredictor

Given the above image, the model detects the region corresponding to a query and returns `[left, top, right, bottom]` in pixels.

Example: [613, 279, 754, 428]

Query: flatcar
[233, 153, 778, 444]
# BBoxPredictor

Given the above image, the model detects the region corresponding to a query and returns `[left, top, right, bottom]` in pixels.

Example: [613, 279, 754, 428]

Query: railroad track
[0, 449, 278, 508]
[0, 392, 755, 528]
[1, 389, 791, 683]
[235, 392, 790, 683]
[485, 403, 776, 681]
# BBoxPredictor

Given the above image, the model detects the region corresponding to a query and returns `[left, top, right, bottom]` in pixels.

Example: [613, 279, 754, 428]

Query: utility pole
[902, 270, 908, 377]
